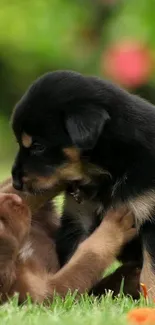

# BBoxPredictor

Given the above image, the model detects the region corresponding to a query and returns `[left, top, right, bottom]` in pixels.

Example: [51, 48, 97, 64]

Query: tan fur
[127, 190, 155, 299]
[63, 147, 80, 162]
[140, 249, 155, 300]
[128, 190, 155, 229]
[21, 133, 32, 148]
[19, 241, 34, 262]
[0, 186, 136, 303]
[21, 161, 85, 192]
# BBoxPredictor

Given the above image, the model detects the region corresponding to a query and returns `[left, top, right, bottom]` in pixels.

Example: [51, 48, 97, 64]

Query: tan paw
[0, 193, 31, 243]
[102, 206, 137, 250]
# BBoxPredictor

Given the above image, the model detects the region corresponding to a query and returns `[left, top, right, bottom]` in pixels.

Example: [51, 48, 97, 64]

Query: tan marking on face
[63, 147, 80, 162]
[57, 161, 84, 181]
[22, 154, 112, 194]
[31, 174, 60, 190]
[21, 147, 84, 191]
[23, 160, 84, 192]
[21, 133, 32, 148]
[128, 190, 155, 229]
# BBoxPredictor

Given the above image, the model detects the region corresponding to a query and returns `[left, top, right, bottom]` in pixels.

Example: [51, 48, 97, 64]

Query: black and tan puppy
[11, 70, 155, 299]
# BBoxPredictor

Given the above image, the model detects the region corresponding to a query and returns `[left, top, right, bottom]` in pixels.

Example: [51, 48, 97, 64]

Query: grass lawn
[0, 168, 151, 325]
[0, 294, 152, 325]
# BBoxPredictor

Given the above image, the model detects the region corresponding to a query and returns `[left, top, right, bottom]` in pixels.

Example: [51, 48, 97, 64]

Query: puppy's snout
[12, 166, 23, 191]
[12, 178, 23, 191]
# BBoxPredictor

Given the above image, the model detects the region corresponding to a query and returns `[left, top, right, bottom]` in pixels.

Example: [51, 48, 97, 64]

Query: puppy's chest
[18, 229, 59, 273]
[127, 190, 155, 228]
[64, 194, 100, 235]
[110, 177, 155, 228]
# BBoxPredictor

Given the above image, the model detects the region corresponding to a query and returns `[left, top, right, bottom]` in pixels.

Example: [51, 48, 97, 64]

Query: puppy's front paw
[0, 193, 31, 244]
[102, 207, 136, 253]
[1, 193, 29, 217]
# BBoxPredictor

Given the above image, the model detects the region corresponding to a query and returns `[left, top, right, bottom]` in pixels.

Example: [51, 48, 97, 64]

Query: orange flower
[127, 308, 155, 324]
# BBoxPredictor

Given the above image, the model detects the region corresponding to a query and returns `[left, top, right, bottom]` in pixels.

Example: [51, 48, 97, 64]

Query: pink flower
[102, 41, 153, 87]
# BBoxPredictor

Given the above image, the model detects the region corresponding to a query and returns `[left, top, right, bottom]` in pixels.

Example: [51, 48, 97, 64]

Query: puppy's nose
[12, 178, 23, 191]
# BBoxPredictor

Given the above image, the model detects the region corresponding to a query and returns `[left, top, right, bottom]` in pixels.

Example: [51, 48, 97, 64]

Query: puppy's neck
[67, 163, 112, 209]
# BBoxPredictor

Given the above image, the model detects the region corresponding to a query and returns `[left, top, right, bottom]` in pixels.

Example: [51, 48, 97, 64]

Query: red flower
[102, 41, 153, 87]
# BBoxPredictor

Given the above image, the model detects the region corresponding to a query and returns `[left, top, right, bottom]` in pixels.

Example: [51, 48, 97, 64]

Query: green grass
[0, 293, 152, 325]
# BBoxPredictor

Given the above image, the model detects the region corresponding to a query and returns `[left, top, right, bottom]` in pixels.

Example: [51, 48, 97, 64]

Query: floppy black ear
[65, 106, 110, 150]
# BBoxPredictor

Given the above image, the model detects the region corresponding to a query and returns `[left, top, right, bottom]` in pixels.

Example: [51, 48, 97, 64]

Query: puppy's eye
[31, 142, 46, 156]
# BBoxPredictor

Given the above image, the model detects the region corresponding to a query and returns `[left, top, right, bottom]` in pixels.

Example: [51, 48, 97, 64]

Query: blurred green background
[1, 0, 155, 181]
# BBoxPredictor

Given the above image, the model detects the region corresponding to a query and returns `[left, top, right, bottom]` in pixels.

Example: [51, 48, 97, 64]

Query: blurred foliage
[0, 0, 155, 178]
[0, 0, 99, 114]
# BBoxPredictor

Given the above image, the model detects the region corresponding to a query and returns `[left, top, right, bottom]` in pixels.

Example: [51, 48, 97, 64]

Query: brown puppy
[0, 190, 136, 303]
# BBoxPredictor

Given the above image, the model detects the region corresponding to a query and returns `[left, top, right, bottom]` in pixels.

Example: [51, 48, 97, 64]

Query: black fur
[12, 70, 155, 198]
[11, 70, 155, 286]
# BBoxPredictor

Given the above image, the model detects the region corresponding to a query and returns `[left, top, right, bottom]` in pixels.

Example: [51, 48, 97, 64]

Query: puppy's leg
[90, 263, 141, 299]
[140, 220, 155, 300]
[118, 236, 142, 265]
[10, 265, 50, 304]
[46, 207, 136, 300]
[0, 193, 31, 297]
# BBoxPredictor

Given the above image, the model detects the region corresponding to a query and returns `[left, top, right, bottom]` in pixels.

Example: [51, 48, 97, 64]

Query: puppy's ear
[64, 106, 110, 150]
